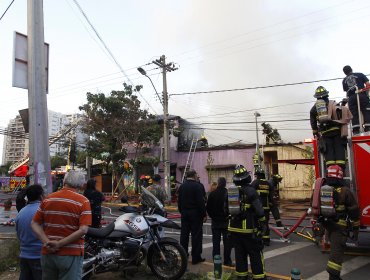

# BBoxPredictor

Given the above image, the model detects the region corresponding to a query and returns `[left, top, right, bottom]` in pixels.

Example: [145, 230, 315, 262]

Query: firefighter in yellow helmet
[228, 165, 268, 280]
[310, 86, 351, 170]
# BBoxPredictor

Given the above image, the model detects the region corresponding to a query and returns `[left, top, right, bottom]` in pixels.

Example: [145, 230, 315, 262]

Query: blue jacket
[15, 201, 42, 259]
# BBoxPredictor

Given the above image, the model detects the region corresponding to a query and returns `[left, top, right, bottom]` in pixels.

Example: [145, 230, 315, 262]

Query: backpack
[311, 178, 337, 219]
[315, 99, 330, 124]
[227, 184, 242, 216]
[319, 184, 336, 218]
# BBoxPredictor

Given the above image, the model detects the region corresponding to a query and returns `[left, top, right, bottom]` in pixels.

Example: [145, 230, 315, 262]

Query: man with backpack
[310, 86, 352, 170]
[316, 165, 359, 280]
[228, 165, 268, 280]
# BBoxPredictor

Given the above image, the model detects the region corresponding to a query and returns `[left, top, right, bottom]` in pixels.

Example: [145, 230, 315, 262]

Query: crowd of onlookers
[6, 170, 105, 280]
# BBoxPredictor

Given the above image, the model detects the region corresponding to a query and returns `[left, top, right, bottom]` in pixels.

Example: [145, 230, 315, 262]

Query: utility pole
[254, 112, 261, 168]
[153, 55, 177, 202]
[27, 0, 51, 193]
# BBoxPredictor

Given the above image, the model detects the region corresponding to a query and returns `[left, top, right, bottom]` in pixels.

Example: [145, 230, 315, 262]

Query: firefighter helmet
[327, 165, 343, 179]
[314, 86, 329, 98]
[233, 164, 251, 184]
[254, 167, 266, 179]
[272, 174, 283, 182]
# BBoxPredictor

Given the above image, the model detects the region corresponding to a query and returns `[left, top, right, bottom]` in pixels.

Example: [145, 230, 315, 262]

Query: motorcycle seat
[87, 222, 115, 238]
[119, 206, 139, 213]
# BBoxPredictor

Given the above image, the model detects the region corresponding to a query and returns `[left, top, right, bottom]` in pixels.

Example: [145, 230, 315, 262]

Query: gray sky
[1, 0, 369, 162]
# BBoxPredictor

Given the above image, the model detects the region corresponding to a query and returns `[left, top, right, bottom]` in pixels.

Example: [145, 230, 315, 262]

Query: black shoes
[276, 221, 283, 228]
[224, 261, 234, 267]
[192, 258, 205, 265]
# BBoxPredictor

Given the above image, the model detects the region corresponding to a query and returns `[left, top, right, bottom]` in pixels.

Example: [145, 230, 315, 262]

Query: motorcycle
[82, 187, 187, 280]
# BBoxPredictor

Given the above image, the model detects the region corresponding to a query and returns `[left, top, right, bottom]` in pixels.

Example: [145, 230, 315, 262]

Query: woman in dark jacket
[206, 177, 233, 266]
[83, 179, 105, 228]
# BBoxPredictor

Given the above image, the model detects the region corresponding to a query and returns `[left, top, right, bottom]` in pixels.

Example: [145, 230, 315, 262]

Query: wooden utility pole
[153, 55, 177, 201]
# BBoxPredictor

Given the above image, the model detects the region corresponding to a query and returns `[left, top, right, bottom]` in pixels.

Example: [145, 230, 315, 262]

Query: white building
[2, 111, 85, 165]
[2, 115, 29, 165]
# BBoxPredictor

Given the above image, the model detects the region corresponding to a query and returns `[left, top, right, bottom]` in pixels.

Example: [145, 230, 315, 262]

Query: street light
[254, 112, 261, 167]
[138, 66, 169, 200]
[137, 67, 163, 105]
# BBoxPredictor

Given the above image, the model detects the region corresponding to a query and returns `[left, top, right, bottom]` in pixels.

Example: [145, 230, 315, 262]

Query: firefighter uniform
[310, 86, 347, 169]
[251, 173, 274, 246]
[268, 174, 283, 227]
[229, 165, 268, 280]
[321, 165, 360, 280]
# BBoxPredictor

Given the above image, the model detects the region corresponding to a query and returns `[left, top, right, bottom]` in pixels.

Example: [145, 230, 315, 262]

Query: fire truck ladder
[181, 138, 198, 183]
[8, 118, 82, 174]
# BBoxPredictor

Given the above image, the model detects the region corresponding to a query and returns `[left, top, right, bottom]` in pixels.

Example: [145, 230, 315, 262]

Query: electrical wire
[0, 0, 15, 21]
[170, 76, 370, 96]
[71, 0, 157, 114]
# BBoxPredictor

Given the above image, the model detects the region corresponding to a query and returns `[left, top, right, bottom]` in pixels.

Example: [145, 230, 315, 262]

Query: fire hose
[270, 208, 311, 238]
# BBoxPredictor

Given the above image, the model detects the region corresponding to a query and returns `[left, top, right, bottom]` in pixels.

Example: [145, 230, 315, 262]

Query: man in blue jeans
[15, 184, 44, 280]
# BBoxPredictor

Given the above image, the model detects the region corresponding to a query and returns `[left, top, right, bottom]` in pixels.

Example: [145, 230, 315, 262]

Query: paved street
[99, 205, 370, 280]
[1, 199, 370, 279]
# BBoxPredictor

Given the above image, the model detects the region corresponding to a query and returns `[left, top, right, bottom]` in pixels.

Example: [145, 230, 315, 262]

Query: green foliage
[50, 154, 67, 170]
[0, 162, 12, 175]
[75, 150, 88, 168]
[135, 155, 160, 167]
[0, 238, 19, 273]
[79, 83, 161, 174]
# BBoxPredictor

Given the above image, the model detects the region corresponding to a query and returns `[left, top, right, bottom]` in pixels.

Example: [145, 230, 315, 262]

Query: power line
[71, 0, 157, 114]
[185, 127, 311, 132]
[170, 76, 366, 96]
[185, 118, 309, 126]
[184, 101, 313, 120]
[0, 0, 15, 21]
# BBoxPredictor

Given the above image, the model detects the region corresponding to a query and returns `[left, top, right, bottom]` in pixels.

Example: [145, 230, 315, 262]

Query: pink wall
[171, 147, 255, 191]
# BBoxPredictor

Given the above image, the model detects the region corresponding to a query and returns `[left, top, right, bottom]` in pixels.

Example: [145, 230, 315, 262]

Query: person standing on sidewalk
[83, 178, 105, 228]
[178, 169, 207, 264]
[15, 184, 44, 280]
[31, 170, 92, 280]
[206, 177, 233, 267]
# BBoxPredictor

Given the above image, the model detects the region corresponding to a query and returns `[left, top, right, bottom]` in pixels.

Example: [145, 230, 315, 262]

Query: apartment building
[2, 111, 85, 165]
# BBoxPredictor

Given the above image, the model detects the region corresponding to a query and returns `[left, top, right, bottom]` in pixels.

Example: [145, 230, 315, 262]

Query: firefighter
[251, 168, 274, 246]
[320, 165, 360, 280]
[198, 135, 208, 148]
[310, 86, 350, 169]
[342, 65, 370, 134]
[228, 165, 268, 280]
[268, 174, 283, 228]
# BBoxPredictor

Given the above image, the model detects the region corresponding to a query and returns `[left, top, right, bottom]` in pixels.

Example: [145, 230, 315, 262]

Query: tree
[50, 154, 67, 170]
[79, 83, 161, 184]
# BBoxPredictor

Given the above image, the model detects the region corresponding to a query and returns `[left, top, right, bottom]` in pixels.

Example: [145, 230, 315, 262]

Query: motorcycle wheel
[147, 241, 187, 280]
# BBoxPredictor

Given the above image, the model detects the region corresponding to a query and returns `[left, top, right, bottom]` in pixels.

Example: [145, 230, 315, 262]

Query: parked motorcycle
[82, 187, 187, 280]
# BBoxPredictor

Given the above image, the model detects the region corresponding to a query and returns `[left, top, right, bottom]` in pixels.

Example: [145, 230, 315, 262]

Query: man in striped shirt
[31, 170, 92, 280]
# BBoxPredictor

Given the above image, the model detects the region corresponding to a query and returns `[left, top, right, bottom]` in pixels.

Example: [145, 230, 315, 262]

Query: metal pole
[255, 112, 261, 167]
[27, 0, 51, 194]
[161, 55, 171, 201]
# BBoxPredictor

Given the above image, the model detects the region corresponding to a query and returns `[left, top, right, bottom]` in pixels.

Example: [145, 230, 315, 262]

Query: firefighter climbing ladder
[181, 137, 198, 183]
